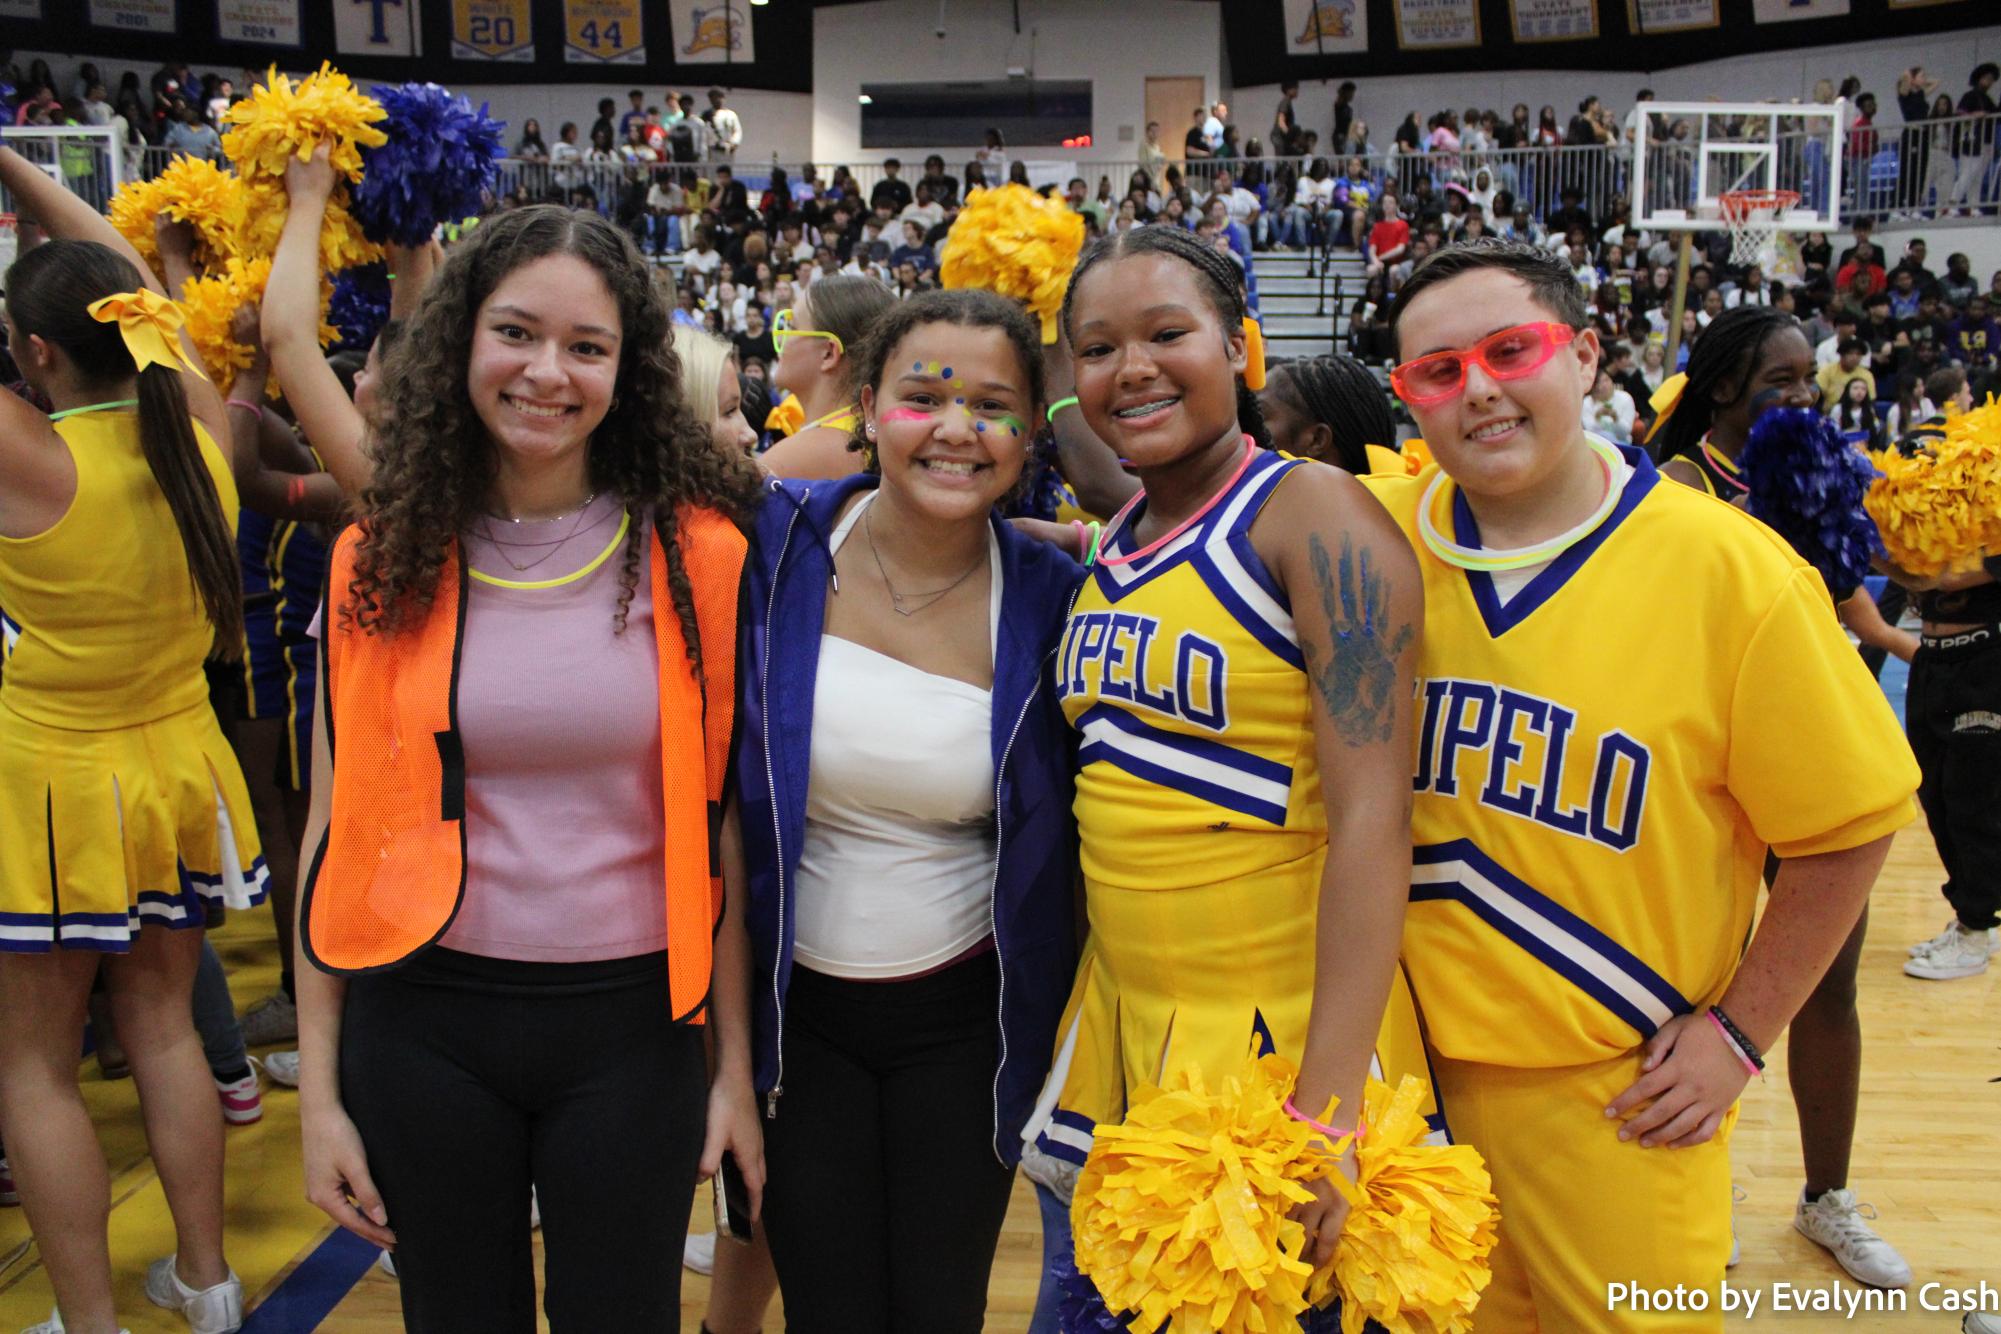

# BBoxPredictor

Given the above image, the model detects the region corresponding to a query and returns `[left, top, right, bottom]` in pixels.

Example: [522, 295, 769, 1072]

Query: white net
[1721, 190, 1797, 270]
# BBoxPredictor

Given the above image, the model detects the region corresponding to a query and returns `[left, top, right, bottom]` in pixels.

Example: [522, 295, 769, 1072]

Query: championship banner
[452, 0, 535, 61]
[1510, 0, 1598, 41]
[1393, 0, 1480, 50]
[670, 0, 756, 63]
[565, 0, 645, 63]
[335, 0, 423, 56]
[1750, 0, 1849, 21]
[0, 0, 43, 19]
[1625, 0, 1718, 31]
[87, 0, 176, 34]
[1282, 0, 1369, 55]
[218, 0, 303, 46]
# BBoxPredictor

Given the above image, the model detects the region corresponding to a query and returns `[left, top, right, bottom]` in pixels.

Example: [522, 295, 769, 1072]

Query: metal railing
[14, 109, 1995, 246]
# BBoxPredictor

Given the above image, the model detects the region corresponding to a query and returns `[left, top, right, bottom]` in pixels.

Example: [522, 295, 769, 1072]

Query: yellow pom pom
[178, 255, 338, 398]
[941, 184, 1085, 345]
[1306, 1077, 1499, 1334]
[1072, 1053, 1498, 1334]
[108, 156, 245, 280]
[1866, 397, 2001, 577]
[221, 63, 386, 274]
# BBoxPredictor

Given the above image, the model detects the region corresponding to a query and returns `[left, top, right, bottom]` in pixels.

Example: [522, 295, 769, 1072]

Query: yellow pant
[1433, 1051, 1734, 1333]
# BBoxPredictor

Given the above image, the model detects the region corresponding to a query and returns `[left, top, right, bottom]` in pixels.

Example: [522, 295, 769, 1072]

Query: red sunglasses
[1391, 321, 1577, 406]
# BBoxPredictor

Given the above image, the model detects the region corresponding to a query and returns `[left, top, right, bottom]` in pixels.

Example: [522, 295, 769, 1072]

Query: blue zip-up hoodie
[736, 474, 1084, 1165]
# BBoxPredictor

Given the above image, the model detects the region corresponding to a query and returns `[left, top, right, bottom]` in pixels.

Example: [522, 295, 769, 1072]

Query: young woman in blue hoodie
[734, 289, 1084, 1332]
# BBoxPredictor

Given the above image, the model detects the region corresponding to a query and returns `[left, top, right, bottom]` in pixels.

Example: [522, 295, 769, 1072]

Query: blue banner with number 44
[566, 0, 646, 63]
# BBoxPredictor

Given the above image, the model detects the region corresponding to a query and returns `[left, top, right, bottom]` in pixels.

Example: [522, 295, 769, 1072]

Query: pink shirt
[438, 494, 669, 962]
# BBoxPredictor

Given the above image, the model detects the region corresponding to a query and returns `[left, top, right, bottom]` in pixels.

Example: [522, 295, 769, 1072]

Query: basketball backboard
[1632, 99, 1845, 234]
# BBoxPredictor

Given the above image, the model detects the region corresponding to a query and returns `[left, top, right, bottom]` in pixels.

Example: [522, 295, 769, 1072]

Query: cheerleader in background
[0, 143, 262, 1334]
[1649, 301, 1915, 1289]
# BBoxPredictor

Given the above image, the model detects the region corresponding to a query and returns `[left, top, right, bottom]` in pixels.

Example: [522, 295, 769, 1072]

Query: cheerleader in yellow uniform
[1023, 225, 1434, 1292]
[0, 147, 263, 1334]
[1369, 241, 1917, 1332]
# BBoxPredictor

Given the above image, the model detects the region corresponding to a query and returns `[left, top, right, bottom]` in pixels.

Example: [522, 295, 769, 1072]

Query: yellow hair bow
[87, 289, 210, 381]
[1242, 316, 1267, 392]
[1643, 371, 1688, 445]
[765, 395, 804, 439]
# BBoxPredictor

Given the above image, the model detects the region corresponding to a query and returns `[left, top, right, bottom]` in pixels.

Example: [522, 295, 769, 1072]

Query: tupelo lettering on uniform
[1413, 676, 1652, 853]
[1059, 609, 1229, 732]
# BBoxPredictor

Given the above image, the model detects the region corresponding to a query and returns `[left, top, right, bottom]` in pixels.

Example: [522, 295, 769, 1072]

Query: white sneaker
[239, 991, 298, 1047]
[1911, 917, 1999, 957]
[18, 1311, 124, 1334]
[1965, 1311, 2001, 1334]
[254, 1051, 299, 1088]
[144, 1258, 244, 1333]
[683, 1230, 717, 1276]
[1904, 924, 1996, 980]
[1793, 1189, 1913, 1289]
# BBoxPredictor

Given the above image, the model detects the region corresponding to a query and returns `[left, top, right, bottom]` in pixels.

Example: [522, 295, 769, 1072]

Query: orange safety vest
[300, 506, 744, 1023]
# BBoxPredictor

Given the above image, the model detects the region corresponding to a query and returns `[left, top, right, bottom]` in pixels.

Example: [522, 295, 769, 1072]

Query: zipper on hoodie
[761, 490, 807, 1119]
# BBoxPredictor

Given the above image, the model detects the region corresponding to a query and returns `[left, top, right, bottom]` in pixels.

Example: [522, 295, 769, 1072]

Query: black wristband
[1707, 1005, 1765, 1072]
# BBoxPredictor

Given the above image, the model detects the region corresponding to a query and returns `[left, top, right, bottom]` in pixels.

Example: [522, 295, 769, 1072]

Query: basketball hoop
[1719, 189, 1799, 268]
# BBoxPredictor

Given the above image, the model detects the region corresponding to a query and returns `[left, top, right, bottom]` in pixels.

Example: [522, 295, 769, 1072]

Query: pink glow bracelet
[1284, 1099, 1361, 1145]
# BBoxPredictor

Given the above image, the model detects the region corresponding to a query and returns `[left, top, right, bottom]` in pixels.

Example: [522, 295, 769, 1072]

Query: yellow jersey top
[1368, 445, 1917, 1069]
[1058, 447, 1325, 891]
[0, 407, 238, 732]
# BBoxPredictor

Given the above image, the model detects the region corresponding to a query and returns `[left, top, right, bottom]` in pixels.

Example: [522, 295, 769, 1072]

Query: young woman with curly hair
[293, 202, 767, 1333]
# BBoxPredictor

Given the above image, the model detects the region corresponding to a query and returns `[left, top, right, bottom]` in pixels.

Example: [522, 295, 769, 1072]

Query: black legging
[761, 951, 1016, 1333]
[1906, 629, 2001, 931]
[341, 948, 707, 1333]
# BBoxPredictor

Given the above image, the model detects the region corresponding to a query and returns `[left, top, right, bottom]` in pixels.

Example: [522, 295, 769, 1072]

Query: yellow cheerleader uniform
[1025, 446, 1438, 1175]
[1366, 446, 1917, 1331]
[0, 404, 267, 951]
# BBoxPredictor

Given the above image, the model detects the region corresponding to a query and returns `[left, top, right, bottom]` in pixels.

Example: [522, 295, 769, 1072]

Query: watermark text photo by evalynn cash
[1607, 1280, 2001, 1320]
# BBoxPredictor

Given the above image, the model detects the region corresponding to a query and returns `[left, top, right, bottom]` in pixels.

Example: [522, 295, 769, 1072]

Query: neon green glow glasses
[772, 308, 844, 354]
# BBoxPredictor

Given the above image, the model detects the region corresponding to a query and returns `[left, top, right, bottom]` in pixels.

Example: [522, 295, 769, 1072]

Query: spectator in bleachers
[871, 158, 912, 215]
[919, 154, 960, 209]
[1364, 191, 1409, 279]
[1950, 62, 1998, 213]
[163, 102, 221, 161]
[589, 96, 617, 148]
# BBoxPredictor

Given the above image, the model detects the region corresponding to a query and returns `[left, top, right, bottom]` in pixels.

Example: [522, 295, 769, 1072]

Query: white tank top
[791, 493, 1002, 978]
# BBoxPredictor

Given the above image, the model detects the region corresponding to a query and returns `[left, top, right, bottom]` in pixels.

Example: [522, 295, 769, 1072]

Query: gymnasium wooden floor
[2, 822, 1994, 1330]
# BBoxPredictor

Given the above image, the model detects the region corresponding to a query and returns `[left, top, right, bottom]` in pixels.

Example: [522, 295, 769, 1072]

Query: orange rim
[1719, 189, 1800, 221]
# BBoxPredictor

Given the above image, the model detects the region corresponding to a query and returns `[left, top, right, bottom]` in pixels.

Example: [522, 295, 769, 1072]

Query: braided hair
[1264, 355, 1391, 476]
[1060, 225, 1271, 449]
[1649, 304, 1802, 464]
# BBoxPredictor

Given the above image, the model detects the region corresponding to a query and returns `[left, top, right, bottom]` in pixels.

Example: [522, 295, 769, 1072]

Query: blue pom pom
[1051, 1250, 1140, 1332]
[352, 83, 507, 247]
[1740, 407, 1882, 596]
[328, 264, 392, 353]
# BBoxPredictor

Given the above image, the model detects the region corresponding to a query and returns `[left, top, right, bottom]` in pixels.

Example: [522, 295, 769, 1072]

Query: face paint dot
[954, 397, 964, 405]
[941, 367, 954, 380]
[927, 361, 940, 375]
[975, 421, 986, 432]
[912, 360, 924, 373]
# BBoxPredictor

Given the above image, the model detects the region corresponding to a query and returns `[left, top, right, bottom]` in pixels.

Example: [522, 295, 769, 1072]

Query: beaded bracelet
[1706, 1005, 1764, 1075]
[1045, 395, 1079, 426]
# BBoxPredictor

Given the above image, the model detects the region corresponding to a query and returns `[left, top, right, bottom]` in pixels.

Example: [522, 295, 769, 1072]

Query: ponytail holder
[1643, 371, 1688, 446]
[764, 395, 804, 439]
[86, 289, 209, 382]
[1240, 317, 1267, 391]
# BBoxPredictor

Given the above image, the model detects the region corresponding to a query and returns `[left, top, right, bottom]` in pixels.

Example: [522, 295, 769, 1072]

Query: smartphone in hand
[713, 1152, 754, 1243]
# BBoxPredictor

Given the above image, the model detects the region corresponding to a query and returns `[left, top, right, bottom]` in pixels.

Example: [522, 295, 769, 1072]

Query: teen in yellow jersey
[1021, 225, 1431, 1306]
[1368, 240, 1919, 1332]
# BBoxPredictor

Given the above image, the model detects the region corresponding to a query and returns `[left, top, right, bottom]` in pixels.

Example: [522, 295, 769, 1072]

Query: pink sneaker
[215, 1070, 263, 1126]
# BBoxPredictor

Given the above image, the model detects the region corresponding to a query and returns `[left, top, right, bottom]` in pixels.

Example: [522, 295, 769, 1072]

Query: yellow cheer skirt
[0, 699, 267, 953]
[1028, 854, 1442, 1171]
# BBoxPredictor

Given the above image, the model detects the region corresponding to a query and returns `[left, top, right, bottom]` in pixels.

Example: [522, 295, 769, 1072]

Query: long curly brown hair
[346, 206, 761, 678]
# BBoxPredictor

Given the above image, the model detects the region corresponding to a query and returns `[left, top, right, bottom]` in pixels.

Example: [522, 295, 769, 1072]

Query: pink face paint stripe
[880, 407, 931, 423]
